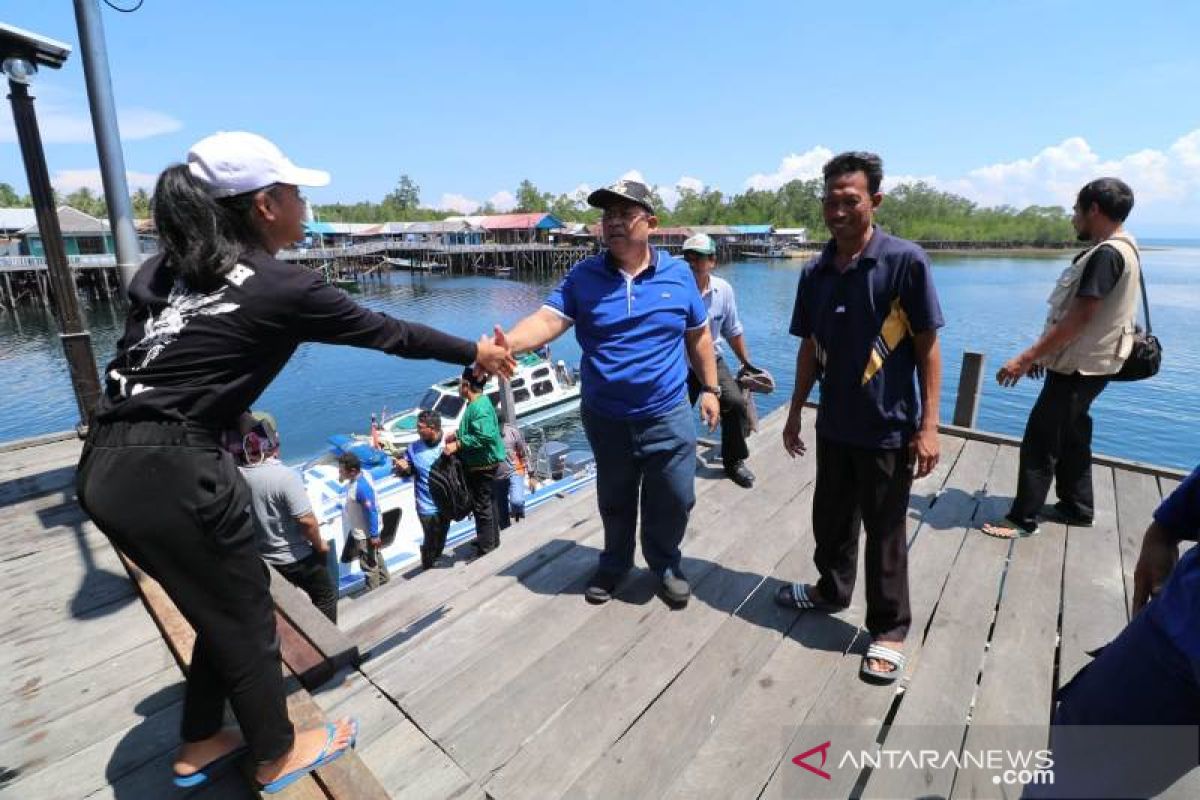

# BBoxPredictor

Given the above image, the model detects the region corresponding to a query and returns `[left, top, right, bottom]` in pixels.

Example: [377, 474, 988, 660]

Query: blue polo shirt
[1147, 465, 1200, 661]
[790, 227, 944, 449]
[545, 248, 707, 419]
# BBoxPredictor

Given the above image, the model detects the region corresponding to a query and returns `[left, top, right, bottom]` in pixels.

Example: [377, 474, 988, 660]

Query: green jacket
[457, 395, 506, 467]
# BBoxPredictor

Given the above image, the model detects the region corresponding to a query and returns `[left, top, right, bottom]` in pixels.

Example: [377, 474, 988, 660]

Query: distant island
[1, 174, 1075, 245]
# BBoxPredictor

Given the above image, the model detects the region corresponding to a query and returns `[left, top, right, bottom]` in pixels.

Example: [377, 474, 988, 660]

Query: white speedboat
[365, 351, 581, 453]
[300, 436, 595, 596]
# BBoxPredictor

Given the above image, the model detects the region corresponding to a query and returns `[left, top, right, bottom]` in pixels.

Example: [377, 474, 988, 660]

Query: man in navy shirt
[776, 152, 944, 683]
[1023, 466, 1200, 798]
[499, 178, 720, 607]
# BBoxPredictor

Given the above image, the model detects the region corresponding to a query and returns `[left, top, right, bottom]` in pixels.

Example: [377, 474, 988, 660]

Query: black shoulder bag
[1110, 241, 1162, 382]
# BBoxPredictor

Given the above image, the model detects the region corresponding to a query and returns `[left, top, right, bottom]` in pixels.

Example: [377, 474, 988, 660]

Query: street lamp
[2, 23, 102, 435]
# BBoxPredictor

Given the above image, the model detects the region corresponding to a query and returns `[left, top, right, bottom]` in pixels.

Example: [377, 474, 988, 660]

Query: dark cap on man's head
[587, 178, 655, 214]
[461, 366, 488, 391]
[337, 452, 362, 472]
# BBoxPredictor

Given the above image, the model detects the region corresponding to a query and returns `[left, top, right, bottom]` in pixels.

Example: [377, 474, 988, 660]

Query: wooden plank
[1058, 465, 1126, 686]
[270, 568, 360, 675]
[359, 722, 486, 800]
[486, 456, 819, 799]
[1113, 468, 1162, 618]
[760, 438, 1000, 800]
[457, 436, 813, 787]
[655, 436, 968, 800]
[560, 540, 815, 800]
[952, 447, 1069, 798]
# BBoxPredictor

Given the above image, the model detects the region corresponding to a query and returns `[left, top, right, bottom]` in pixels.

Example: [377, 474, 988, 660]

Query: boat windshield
[418, 389, 441, 411]
[434, 394, 466, 419]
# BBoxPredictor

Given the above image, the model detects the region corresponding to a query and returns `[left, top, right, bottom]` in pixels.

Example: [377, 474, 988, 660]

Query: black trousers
[687, 356, 750, 466]
[418, 512, 450, 564]
[812, 436, 913, 641]
[1008, 370, 1109, 529]
[465, 464, 499, 552]
[274, 551, 338, 624]
[75, 421, 293, 764]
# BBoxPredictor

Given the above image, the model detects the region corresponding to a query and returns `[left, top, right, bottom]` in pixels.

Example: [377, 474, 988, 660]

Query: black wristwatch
[700, 384, 722, 399]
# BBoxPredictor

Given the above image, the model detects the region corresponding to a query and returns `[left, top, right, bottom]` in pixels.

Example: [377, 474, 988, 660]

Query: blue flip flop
[259, 719, 359, 795]
[172, 744, 248, 788]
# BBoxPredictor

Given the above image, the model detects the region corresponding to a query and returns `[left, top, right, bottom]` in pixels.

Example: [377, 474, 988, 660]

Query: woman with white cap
[75, 131, 514, 792]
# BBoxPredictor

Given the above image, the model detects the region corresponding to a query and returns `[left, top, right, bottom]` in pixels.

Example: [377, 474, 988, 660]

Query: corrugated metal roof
[0, 208, 37, 231]
[730, 224, 774, 235]
[305, 221, 336, 235]
[649, 227, 695, 237]
[687, 225, 735, 235]
[774, 227, 808, 236]
[477, 213, 564, 230]
[19, 206, 109, 236]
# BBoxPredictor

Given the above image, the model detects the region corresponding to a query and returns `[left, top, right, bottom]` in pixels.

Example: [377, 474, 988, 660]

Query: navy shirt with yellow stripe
[789, 227, 944, 449]
[545, 248, 707, 420]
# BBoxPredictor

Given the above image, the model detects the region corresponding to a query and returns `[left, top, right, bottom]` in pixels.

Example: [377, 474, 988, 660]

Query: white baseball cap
[186, 131, 330, 197]
[682, 233, 716, 255]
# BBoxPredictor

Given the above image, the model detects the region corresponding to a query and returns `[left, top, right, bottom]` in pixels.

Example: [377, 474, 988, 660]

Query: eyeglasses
[601, 208, 649, 223]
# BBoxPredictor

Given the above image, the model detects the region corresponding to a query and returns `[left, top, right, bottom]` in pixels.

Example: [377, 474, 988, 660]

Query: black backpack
[428, 453, 474, 521]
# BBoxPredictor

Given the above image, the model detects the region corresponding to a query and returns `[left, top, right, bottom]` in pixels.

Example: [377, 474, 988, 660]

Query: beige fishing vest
[1040, 232, 1141, 376]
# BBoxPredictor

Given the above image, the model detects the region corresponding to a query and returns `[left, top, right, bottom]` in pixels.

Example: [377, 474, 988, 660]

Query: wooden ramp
[0, 410, 1193, 799]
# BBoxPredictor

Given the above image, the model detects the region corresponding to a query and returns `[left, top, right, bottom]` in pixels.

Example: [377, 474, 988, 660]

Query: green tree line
[3, 174, 1074, 243]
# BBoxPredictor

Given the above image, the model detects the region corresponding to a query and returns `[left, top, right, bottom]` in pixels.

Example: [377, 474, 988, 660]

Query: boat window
[510, 378, 526, 389]
[418, 389, 440, 411]
[532, 367, 550, 379]
[434, 394, 465, 418]
[532, 380, 554, 397]
[513, 388, 531, 403]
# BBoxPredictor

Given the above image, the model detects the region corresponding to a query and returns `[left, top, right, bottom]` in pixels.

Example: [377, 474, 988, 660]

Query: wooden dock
[0, 409, 1194, 798]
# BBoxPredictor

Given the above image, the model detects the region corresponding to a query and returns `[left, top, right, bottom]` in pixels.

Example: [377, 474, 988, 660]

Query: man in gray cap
[497, 178, 720, 608]
[681, 233, 758, 488]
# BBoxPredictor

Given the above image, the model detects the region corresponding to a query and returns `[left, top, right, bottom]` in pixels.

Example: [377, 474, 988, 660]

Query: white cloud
[568, 183, 591, 202]
[745, 146, 834, 191]
[52, 168, 158, 193]
[677, 176, 705, 194]
[618, 169, 646, 183]
[0, 101, 182, 144]
[438, 192, 480, 214]
[488, 190, 516, 212]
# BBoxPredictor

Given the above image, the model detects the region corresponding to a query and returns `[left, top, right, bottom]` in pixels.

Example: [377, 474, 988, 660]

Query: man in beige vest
[983, 178, 1139, 538]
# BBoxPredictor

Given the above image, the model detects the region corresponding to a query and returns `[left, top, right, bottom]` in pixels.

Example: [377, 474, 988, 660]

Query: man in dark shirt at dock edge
[777, 151, 945, 684]
[497, 178, 721, 609]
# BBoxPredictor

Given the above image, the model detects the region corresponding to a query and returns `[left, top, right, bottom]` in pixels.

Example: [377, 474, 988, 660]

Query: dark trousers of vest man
[812, 436, 913, 641]
[1007, 370, 1109, 529]
[686, 357, 750, 467]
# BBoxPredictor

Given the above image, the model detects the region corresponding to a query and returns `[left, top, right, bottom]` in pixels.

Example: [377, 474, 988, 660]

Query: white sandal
[861, 642, 906, 683]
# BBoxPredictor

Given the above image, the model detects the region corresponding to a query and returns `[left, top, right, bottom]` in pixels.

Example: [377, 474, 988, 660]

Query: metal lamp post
[2, 24, 103, 434]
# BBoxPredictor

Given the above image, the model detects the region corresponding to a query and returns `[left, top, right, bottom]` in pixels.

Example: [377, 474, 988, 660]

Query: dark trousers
[687, 356, 750, 467]
[418, 512, 450, 564]
[812, 436, 913, 641]
[357, 539, 390, 590]
[75, 421, 293, 764]
[466, 464, 499, 552]
[273, 552, 338, 623]
[582, 400, 697, 576]
[1009, 370, 1109, 529]
[1023, 613, 1200, 798]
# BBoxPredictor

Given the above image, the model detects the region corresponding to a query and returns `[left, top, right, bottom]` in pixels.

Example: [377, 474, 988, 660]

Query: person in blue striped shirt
[338, 452, 389, 591]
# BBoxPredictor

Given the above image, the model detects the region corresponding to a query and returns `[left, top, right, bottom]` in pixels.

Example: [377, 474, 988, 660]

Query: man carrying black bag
[983, 177, 1146, 538]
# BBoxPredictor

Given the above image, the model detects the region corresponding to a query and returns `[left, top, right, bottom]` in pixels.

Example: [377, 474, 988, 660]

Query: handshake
[471, 324, 518, 381]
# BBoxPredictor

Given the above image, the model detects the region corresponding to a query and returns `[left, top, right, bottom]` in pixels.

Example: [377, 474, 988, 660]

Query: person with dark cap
[681, 232, 758, 488]
[73, 131, 513, 792]
[444, 367, 508, 554]
[234, 411, 338, 622]
[496, 178, 721, 608]
[983, 178, 1142, 539]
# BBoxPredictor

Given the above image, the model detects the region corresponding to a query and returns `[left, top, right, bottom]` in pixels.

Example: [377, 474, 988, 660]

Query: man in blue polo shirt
[1022, 465, 1200, 798]
[776, 151, 944, 684]
[498, 178, 720, 607]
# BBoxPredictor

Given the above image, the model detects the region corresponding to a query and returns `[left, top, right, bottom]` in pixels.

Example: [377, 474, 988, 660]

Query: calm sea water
[2, 245, 1197, 470]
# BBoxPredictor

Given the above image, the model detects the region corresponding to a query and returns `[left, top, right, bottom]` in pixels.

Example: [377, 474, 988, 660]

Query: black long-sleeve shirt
[95, 250, 477, 427]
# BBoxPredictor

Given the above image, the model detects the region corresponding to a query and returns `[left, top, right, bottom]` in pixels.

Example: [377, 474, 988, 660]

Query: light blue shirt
[702, 275, 743, 359]
[405, 437, 444, 516]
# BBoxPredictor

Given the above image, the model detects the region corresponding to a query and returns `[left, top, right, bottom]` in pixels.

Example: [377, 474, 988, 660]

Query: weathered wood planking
[760, 438, 1001, 799]
[1058, 465, 1126, 687]
[1113, 468, 1162, 617]
[459, 434, 814, 790]
[951, 446, 1069, 798]
[656, 435, 969, 800]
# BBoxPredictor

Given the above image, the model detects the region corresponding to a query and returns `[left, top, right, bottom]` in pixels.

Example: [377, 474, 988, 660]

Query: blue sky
[4, 0, 1200, 234]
